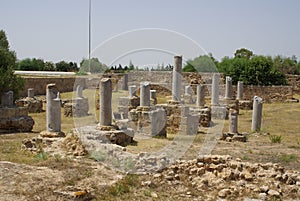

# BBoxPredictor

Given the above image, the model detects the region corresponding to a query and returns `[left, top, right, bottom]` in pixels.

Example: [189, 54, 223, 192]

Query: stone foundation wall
[0, 107, 34, 132]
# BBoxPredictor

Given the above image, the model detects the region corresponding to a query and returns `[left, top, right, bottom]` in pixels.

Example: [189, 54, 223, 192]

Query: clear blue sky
[1, 0, 300, 67]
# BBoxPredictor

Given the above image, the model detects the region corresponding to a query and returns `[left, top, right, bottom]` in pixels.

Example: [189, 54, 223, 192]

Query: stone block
[63, 98, 89, 117]
[211, 106, 226, 119]
[180, 114, 199, 135]
[150, 108, 166, 137]
[16, 107, 29, 117]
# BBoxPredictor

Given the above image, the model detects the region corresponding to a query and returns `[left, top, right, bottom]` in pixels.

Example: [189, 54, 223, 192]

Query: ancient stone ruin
[15, 88, 43, 113]
[63, 85, 89, 117]
[0, 91, 34, 132]
[251, 96, 263, 132]
[129, 81, 167, 137]
[76, 78, 134, 146]
[40, 84, 65, 138]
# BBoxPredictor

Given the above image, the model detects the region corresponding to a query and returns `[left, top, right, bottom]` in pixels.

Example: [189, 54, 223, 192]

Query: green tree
[273, 55, 299, 75]
[128, 60, 134, 71]
[55, 61, 78, 72]
[217, 51, 287, 85]
[80, 58, 107, 73]
[183, 55, 218, 72]
[0, 30, 24, 98]
[0, 30, 17, 70]
[234, 48, 253, 59]
[0, 30, 9, 50]
[17, 58, 45, 71]
[44, 61, 55, 71]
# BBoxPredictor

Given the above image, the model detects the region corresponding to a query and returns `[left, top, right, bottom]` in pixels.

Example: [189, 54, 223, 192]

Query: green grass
[34, 150, 47, 161]
[101, 174, 138, 198]
[269, 135, 282, 143]
[280, 154, 297, 163]
[0, 133, 37, 164]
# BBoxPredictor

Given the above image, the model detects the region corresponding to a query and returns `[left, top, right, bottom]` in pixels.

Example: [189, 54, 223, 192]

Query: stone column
[128, 85, 137, 97]
[229, 109, 238, 134]
[99, 78, 112, 126]
[237, 81, 244, 100]
[28, 88, 35, 98]
[122, 74, 128, 91]
[211, 73, 220, 106]
[225, 76, 233, 99]
[150, 90, 157, 105]
[76, 85, 83, 98]
[251, 96, 263, 131]
[150, 90, 156, 100]
[196, 84, 205, 107]
[1, 91, 14, 107]
[185, 85, 192, 96]
[46, 84, 61, 132]
[172, 55, 182, 102]
[140, 82, 150, 107]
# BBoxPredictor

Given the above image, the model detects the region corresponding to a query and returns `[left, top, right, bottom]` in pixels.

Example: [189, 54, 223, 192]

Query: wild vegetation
[0, 30, 25, 97]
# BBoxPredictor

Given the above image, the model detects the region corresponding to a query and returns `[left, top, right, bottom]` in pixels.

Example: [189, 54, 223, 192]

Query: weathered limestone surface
[196, 84, 205, 107]
[236, 81, 243, 100]
[63, 98, 89, 117]
[140, 82, 151, 107]
[211, 105, 226, 119]
[225, 76, 233, 99]
[229, 109, 238, 134]
[118, 96, 140, 119]
[27, 88, 35, 98]
[172, 56, 182, 102]
[179, 106, 199, 135]
[77, 126, 134, 146]
[129, 106, 167, 137]
[0, 91, 34, 132]
[128, 85, 137, 97]
[62, 85, 89, 117]
[76, 85, 83, 98]
[46, 84, 61, 133]
[0, 107, 34, 132]
[251, 96, 263, 131]
[211, 73, 220, 106]
[99, 78, 112, 127]
[150, 90, 157, 105]
[15, 97, 43, 113]
[121, 74, 128, 91]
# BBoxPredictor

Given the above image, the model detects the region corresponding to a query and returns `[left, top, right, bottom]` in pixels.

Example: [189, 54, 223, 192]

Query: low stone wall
[20, 77, 86, 97]
[286, 74, 300, 94]
[128, 71, 220, 85]
[151, 84, 293, 103]
[241, 85, 293, 103]
[19, 73, 298, 103]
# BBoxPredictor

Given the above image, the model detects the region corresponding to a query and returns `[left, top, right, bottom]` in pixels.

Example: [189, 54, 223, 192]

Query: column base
[96, 125, 117, 131]
[40, 131, 65, 138]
